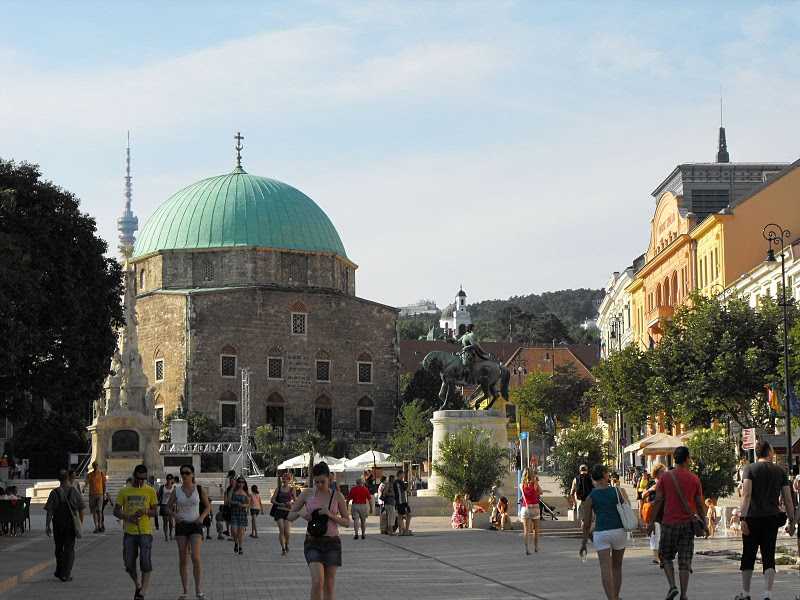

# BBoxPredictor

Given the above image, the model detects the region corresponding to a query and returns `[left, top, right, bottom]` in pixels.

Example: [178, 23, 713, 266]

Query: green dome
[133, 168, 347, 259]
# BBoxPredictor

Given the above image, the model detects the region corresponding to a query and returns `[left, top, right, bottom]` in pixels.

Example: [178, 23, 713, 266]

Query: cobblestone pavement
[2, 511, 799, 599]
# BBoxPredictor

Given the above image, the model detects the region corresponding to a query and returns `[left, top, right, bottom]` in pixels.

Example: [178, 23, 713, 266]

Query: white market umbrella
[342, 450, 401, 471]
[277, 453, 345, 470]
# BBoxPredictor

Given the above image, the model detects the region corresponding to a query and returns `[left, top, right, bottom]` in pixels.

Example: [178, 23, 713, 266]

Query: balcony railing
[646, 304, 674, 328]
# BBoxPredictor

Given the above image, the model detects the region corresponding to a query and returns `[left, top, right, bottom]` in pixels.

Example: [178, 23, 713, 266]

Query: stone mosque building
[121, 136, 399, 445]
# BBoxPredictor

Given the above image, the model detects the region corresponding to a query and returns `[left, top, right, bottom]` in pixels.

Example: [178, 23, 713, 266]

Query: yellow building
[692, 158, 800, 296]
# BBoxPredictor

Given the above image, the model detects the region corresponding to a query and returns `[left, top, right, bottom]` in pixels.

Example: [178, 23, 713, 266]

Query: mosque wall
[134, 249, 355, 296]
[134, 284, 398, 443]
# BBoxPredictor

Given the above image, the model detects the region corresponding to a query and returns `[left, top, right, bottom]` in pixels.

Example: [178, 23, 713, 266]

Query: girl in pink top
[519, 469, 542, 554]
[287, 462, 350, 600]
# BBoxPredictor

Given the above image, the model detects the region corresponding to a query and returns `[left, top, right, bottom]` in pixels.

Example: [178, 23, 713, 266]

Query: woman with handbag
[287, 462, 351, 600]
[579, 464, 631, 600]
[519, 469, 542, 555]
[271, 471, 296, 554]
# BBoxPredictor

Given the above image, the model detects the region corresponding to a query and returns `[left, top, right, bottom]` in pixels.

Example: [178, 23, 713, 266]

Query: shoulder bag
[307, 491, 336, 538]
[668, 471, 707, 538]
[614, 486, 638, 531]
[58, 487, 82, 539]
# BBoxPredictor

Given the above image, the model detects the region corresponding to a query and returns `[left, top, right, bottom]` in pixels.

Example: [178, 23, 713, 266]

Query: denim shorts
[123, 534, 153, 574]
[304, 535, 342, 566]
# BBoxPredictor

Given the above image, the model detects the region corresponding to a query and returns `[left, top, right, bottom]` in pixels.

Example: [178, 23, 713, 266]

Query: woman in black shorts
[271, 471, 296, 555]
[168, 464, 210, 600]
[288, 462, 350, 600]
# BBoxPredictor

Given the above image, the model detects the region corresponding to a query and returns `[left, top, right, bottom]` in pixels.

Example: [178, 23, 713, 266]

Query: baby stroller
[538, 498, 560, 520]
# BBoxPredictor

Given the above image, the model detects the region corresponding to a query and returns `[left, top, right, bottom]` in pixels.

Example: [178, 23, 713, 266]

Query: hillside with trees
[398, 288, 603, 343]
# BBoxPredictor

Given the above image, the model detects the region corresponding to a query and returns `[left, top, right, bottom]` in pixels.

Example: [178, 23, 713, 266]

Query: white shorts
[593, 528, 627, 551]
[520, 505, 540, 520]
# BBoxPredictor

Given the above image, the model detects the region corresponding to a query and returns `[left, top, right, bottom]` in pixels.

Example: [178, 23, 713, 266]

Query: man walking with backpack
[570, 464, 594, 523]
[45, 468, 85, 582]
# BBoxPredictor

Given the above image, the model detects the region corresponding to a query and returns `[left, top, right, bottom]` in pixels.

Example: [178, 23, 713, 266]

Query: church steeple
[117, 131, 139, 258]
[716, 98, 730, 163]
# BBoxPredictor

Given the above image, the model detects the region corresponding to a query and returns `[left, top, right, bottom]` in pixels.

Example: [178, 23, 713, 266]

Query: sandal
[665, 588, 679, 600]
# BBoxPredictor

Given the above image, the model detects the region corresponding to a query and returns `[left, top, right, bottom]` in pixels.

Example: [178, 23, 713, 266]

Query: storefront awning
[641, 435, 687, 456]
[623, 432, 669, 455]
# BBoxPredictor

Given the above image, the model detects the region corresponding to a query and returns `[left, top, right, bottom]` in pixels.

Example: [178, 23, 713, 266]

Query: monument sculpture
[419, 324, 514, 502]
[87, 136, 161, 477]
[422, 324, 511, 410]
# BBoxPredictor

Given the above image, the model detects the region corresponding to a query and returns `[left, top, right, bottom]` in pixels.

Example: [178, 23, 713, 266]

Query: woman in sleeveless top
[519, 469, 542, 554]
[271, 471, 296, 555]
[229, 477, 250, 555]
[579, 464, 629, 600]
[288, 461, 350, 600]
[168, 463, 210, 600]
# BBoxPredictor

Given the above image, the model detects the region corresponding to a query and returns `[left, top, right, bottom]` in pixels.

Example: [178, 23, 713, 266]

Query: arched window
[265, 392, 285, 439]
[315, 395, 333, 440]
[663, 278, 671, 307]
[357, 397, 374, 434]
[655, 283, 662, 308]
[139, 268, 146, 291]
[671, 272, 679, 304]
[219, 391, 238, 428]
[202, 259, 214, 282]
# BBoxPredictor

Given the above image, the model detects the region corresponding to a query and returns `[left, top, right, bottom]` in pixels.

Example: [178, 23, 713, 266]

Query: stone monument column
[420, 409, 510, 498]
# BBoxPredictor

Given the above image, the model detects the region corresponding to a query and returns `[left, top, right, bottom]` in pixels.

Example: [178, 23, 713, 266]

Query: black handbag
[307, 491, 335, 538]
[669, 471, 708, 538]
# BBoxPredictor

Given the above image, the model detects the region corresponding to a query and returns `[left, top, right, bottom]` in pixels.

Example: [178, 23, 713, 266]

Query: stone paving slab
[2, 512, 799, 599]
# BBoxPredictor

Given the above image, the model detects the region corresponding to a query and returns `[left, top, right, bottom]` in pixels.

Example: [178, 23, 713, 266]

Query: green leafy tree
[513, 364, 593, 434]
[389, 400, 431, 463]
[432, 425, 508, 501]
[589, 344, 655, 428]
[253, 424, 293, 474]
[161, 410, 223, 442]
[401, 367, 464, 411]
[398, 314, 439, 341]
[653, 293, 789, 429]
[686, 428, 737, 501]
[0, 159, 124, 422]
[10, 410, 88, 476]
[292, 429, 331, 475]
[549, 422, 604, 495]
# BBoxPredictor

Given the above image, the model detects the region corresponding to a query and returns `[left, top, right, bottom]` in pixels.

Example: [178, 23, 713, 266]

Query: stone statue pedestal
[419, 409, 510, 498]
[88, 410, 162, 478]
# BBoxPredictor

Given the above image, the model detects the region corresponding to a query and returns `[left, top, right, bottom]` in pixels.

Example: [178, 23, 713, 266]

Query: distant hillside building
[398, 299, 439, 317]
[439, 286, 472, 338]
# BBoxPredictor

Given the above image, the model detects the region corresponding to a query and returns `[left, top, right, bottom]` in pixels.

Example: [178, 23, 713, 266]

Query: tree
[549, 422, 604, 495]
[389, 400, 431, 463]
[161, 410, 223, 442]
[652, 293, 789, 429]
[401, 366, 464, 411]
[513, 364, 593, 433]
[253, 424, 293, 474]
[292, 429, 331, 475]
[10, 410, 88, 476]
[589, 344, 655, 428]
[432, 425, 508, 501]
[686, 428, 737, 501]
[0, 159, 124, 422]
[397, 314, 439, 341]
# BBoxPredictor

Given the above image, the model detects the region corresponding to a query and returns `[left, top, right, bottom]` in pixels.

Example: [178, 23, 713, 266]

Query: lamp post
[608, 314, 624, 471]
[763, 223, 794, 471]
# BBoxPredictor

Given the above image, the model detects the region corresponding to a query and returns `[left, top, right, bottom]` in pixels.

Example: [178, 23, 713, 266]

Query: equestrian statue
[422, 324, 510, 410]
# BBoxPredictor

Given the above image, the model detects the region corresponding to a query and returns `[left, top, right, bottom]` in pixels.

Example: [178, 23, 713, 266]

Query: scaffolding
[230, 367, 262, 477]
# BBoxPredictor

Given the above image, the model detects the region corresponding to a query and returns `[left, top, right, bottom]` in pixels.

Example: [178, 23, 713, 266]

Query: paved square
[2, 510, 799, 599]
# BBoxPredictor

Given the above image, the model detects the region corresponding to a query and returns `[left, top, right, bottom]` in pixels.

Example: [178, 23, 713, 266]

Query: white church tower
[440, 286, 472, 338]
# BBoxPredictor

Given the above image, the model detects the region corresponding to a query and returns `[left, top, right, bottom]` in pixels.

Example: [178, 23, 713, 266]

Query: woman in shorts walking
[249, 485, 262, 539]
[271, 472, 296, 555]
[229, 477, 250, 555]
[287, 462, 350, 600]
[519, 469, 542, 554]
[168, 464, 210, 600]
[579, 464, 630, 600]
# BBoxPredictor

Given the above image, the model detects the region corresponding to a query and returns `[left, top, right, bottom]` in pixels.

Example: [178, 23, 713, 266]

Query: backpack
[576, 474, 593, 501]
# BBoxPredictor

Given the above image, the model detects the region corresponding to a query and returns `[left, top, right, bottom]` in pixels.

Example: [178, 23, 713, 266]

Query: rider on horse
[456, 324, 491, 383]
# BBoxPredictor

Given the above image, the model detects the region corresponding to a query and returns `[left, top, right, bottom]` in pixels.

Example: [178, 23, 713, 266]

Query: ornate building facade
[127, 145, 399, 444]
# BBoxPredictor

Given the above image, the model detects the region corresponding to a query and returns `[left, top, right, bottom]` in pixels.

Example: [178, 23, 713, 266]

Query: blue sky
[2, 1, 800, 307]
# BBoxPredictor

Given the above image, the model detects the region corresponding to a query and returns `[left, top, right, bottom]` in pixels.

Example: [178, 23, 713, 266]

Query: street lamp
[607, 314, 624, 471]
[763, 223, 794, 472]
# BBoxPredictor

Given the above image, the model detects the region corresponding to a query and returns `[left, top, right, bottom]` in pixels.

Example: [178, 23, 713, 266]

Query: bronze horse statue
[422, 351, 510, 410]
